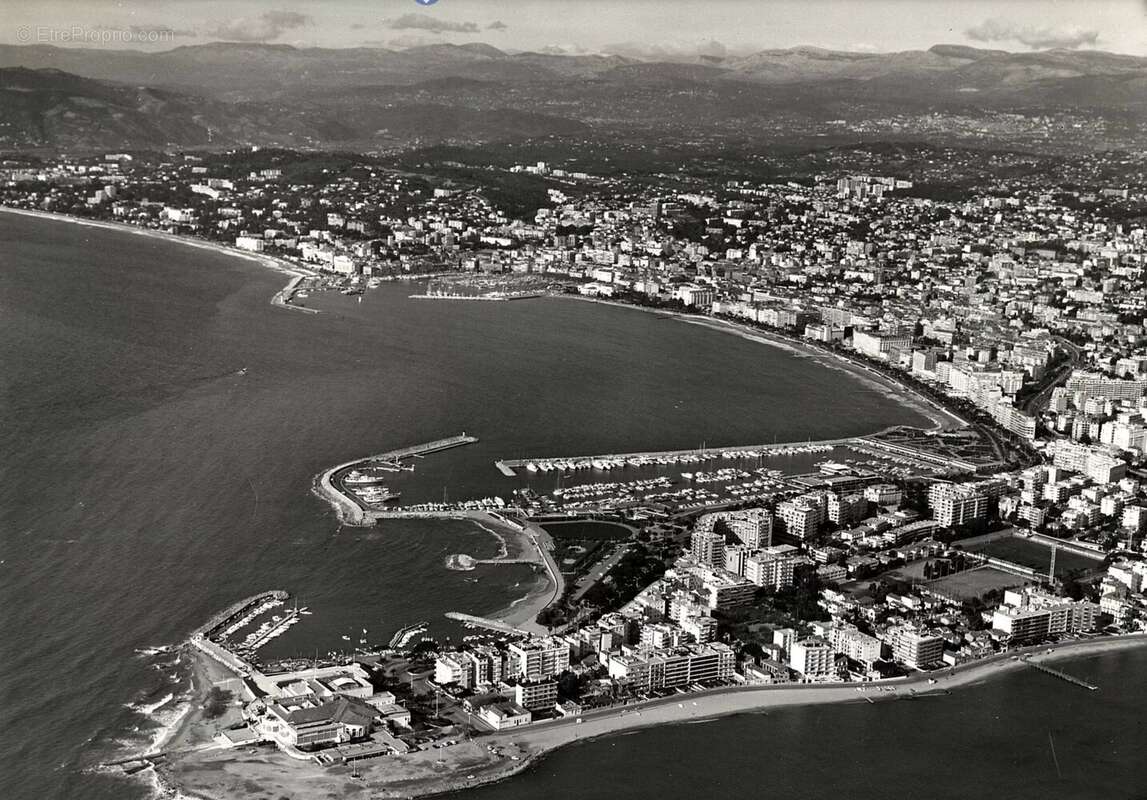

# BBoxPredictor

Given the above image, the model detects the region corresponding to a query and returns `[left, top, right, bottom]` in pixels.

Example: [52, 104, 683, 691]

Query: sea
[2, 211, 1141, 800]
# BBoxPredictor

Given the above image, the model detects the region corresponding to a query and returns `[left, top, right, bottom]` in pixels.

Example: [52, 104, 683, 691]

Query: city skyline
[5, 0, 1147, 57]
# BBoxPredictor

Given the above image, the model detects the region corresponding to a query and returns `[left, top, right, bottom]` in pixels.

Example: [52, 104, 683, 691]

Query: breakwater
[445, 612, 529, 636]
[192, 590, 289, 639]
[272, 274, 320, 314]
[494, 439, 845, 477]
[313, 434, 479, 525]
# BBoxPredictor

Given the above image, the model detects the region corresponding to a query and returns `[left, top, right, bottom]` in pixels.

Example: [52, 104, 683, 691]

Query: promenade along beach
[162, 634, 1147, 800]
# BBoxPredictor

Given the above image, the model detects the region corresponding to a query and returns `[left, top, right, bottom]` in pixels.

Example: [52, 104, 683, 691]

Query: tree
[741, 641, 765, 661]
[557, 670, 580, 700]
[203, 687, 232, 719]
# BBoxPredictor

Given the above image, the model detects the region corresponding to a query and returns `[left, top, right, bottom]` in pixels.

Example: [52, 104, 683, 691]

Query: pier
[389, 622, 429, 649]
[193, 590, 289, 639]
[364, 433, 479, 463]
[495, 438, 849, 476]
[1024, 658, 1099, 690]
[445, 612, 529, 636]
[272, 273, 320, 314]
[410, 292, 540, 301]
[241, 608, 302, 651]
[313, 434, 478, 526]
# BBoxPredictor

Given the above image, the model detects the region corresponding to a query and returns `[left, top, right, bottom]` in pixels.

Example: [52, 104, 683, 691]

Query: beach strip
[0, 206, 320, 314]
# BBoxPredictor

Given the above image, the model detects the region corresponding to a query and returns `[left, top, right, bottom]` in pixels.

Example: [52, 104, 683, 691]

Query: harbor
[382, 433, 956, 517]
[494, 439, 844, 477]
[313, 433, 479, 525]
[410, 292, 542, 301]
[388, 622, 430, 649]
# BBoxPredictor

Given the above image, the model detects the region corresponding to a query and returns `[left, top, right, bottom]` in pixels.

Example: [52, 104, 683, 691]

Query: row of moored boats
[522, 443, 835, 474]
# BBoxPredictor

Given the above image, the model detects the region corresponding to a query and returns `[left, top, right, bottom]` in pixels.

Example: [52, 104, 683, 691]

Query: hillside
[2, 42, 1146, 153]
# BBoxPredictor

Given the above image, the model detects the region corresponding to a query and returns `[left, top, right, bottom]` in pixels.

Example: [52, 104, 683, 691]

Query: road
[570, 543, 631, 603]
[1018, 336, 1081, 415]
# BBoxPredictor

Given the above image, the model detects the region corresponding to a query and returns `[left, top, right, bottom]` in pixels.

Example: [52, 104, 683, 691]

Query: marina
[388, 622, 430, 650]
[313, 433, 479, 525]
[495, 440, 843, 477]
[391, 436, 955, 517]
[409, 292, 541, 301]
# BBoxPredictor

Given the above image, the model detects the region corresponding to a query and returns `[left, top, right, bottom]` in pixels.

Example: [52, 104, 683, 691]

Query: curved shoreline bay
[4, 209, 932, 800]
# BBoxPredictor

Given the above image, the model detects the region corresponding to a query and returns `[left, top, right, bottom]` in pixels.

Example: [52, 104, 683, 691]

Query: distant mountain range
[2, 42, 1146, 153]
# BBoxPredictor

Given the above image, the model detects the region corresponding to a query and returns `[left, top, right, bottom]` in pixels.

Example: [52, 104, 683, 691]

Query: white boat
[344, 470, 390, 486]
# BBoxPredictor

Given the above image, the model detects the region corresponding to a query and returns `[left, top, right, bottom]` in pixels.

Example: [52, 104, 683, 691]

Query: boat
[343, 469, 391, 486]
[371, 460, 410, 472]
[356, 487, 401, 503]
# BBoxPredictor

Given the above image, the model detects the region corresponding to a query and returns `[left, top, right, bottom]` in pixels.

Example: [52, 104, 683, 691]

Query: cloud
[965, 18, 1099, 50]
[602, 39, 731, 61]
[208, 10, 309, 42]
[387, 13, 480, 34]
[487, 20, 508, 31]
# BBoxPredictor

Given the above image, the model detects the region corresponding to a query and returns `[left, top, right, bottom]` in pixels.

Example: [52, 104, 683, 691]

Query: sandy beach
[160, 632, 1147, 799]
[0, 206, 319, 314]
[444, 511, 564, 636]
[490, 520, 564, 635]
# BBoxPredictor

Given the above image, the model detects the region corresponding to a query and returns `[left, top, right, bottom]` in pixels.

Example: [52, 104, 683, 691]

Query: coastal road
[475, 632, 1147, 751]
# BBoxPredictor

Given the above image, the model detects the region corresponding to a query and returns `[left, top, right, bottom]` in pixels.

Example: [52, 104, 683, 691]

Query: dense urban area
[6, 141, 1147, 777]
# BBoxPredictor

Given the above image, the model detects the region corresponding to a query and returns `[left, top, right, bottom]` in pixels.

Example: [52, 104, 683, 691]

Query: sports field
[968, 535, 1099, 577]
[926, 566, 1026, 602]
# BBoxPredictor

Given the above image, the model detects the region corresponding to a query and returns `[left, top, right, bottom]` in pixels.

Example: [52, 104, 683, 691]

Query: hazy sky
[6, 0, 1147, 56]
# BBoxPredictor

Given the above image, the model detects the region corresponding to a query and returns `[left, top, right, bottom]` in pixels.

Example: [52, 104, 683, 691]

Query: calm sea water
[6, 211, 1128, 800]
[457, 647, 1147, 800]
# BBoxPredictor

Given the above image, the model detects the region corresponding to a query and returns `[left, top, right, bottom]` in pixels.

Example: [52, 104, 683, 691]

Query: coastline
[443, 511, 564, 636]
[0, 205, 965, 432]
[0, 206, 320, 314]
[494, 519, 564, 636]
[562, 295, 966, 434]
[162, 632, 1147, 800]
